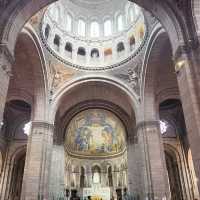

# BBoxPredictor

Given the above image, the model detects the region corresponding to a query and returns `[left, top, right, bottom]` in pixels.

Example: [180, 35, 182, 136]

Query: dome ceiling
[41, 0, 147, 70]
[65, 109, 126, 158]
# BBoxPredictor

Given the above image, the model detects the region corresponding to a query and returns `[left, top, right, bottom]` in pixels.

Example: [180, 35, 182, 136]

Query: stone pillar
[21, 121, 53, 200]
[0, 44, 13, 129]
[0, 151, 14, 200]
[49, 145, 65, 199]
[136, 121, 170, 200]
[174, 48, 200, 194]
[127, 133, 142, 198]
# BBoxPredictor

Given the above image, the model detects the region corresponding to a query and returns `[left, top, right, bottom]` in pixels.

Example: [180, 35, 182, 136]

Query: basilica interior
[0, 0, 200, 200]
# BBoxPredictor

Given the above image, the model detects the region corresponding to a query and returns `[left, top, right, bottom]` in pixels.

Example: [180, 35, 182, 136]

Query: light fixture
[159, 120, 167, 134]
[175, 59, 186, 73]
[23, 121, 31, 136]
[0, 121, 4, 130]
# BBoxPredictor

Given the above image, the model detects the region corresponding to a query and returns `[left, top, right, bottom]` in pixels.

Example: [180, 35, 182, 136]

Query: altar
[83, 187, 110, 200]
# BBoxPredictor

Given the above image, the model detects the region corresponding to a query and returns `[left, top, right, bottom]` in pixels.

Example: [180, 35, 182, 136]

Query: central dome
[41, 0, 146, 70]
[65, 109, 126, 158]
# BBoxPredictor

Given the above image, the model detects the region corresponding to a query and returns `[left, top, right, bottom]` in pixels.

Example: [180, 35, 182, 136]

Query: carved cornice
[31, 121, 54, 135]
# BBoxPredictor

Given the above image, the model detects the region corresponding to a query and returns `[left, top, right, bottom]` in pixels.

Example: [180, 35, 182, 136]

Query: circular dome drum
[41, 0, 147, 70]
[65, 109, 126, 158]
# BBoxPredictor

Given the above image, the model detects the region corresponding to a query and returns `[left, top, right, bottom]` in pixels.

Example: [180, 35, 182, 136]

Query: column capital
[0, 43, 14, 76]
[135, 120, 159, 132]
[31, 120, 54, 136]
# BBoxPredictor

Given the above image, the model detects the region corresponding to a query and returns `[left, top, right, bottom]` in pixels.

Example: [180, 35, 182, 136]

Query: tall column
[0, 44, 13, 128]
[136, 121, 170, 200]
[174, 47, 200, 193]
[21, 121, 53, 200]
[127, 133, 142, 198]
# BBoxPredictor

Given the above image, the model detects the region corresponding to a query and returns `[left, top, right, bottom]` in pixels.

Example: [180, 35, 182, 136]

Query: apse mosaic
[65, 109, 126, 157]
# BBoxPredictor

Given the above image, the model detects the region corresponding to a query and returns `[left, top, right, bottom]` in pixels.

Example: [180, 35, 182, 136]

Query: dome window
[90, 21, 100, 37]
[91, 48, 99, 58]
[117, 15, 124, 31]
[104, 48, 112, 61]
[66, 14, 72, 32]
[129, 7, 135, 22]
[45, 24, 50, 39]
[104, 20, 112, 36]
[65, 42, 72, 58]
[53, 34, 60, 51]
[92, 165, 101, 184]
[117, 42, 125, 52]
[65, 42, 72, 52]
[129, 35, 135, 51]
[134, 4, 140, 16]
[77, 47, 86, 56]
[139, 25, 145, 39]
[78, 19, 86, 36]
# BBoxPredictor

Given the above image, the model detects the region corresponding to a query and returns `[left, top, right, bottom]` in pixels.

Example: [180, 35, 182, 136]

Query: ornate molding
[31, 121, 54, 135]
[114, 58, 142, 97]
[49, 60, 76, 91]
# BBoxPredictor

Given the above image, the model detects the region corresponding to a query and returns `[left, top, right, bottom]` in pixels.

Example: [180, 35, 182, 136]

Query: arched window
[66, 14, 72, 32]
[104, 48, 112, 61]
[78, 19, 86, 36]
[80, 167, 85, 188]
[65, 42, 72, 52]
[117, 15, 124, 31]
[54, 34, 60, 51]
[117, 42, 125, 52]
[91, 48, 99, 58]
[65, 42, 72, 58]
[77, 47, 86, 56]
[129, 35, 135, 51]
[92, 165, 101, 184]
[90, 21, 100, 37]
[104, 20, 112, 36]
[108, 166, 113, 187]
[139, 25, 144, 39]
[134, 4, 140, 16]
[45, 24, 50, 39]
[129, 7, 135, 22]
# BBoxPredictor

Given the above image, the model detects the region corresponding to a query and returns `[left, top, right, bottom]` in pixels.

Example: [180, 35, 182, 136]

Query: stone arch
[51, 76, 138, 124]
[0, 0, 191, 57]
[11, 26, 48, 121]
[9, 147, 26, 200]
[164, 144, 184, 200]
[142, 24, 168, 119]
